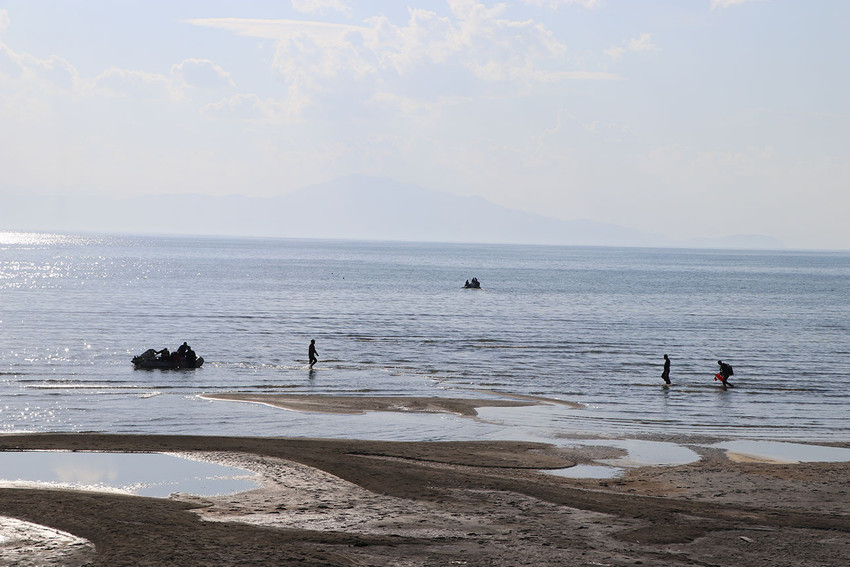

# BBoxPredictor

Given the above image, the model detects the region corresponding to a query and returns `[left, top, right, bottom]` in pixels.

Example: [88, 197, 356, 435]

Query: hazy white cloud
[606, 32, 658, 60]
[0, 39, 225, 105]
[200, 92, 305, 122]
[370, 90, 472, 122]
[711, 0, 763, 8]
[171, 59, 234, 89]
[366, 8, 455, 71]
[604, 46, 625, 60]
[92, 59, 236, 101]
[186, 17, 365, 41]
[268, 21, 377, 88]
[522, 0, 602, 8]
[93, 68, 177, 100]
[0, 42, 25, 79]
[186, 17, 373, 103]
[0, 9, 10, 34]
[0, 42, 80, 91]
[190, 0, 619, 112]
[291, 0, 352, 16]
[629, 33, 657, 52]
[33, 56, 79, 91]
[441, 0, 572, 82]
[201, 93, 265, 120]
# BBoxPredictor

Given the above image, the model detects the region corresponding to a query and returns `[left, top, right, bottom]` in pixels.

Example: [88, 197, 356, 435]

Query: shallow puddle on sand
[564, 439, 701, 467]
[709, 440, 850, 464]
[545, 464, 624, 479]
[0, 451, 258, 497]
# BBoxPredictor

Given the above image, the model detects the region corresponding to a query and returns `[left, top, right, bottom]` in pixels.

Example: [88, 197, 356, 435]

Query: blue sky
[1, 0, 848, 248]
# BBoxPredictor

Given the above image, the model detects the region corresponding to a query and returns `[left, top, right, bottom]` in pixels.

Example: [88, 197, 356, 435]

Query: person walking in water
[308, 339, 318, 368]
[716, 360, 734, 389]
[661, 354, 671, 384]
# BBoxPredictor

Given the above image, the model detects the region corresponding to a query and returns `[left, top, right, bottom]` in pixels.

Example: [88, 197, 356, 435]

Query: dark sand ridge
[1, 431, 849, 566]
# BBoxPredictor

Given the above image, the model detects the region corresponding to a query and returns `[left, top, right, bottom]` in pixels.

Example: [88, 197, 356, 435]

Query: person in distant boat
[138, 348, 158, 360]
[465, 280, 470, 287]
[661, 354, 671, 384]
[156, 348, 170, 360]
[177, 342, 190, 356]
[308, 339, 318, 368]
[716, 360, 734, 389]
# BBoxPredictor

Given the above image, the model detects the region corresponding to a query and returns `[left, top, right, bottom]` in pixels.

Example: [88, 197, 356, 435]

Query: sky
[0, 0, 848, 249]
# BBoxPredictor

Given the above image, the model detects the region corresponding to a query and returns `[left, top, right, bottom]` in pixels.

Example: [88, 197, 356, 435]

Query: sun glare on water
[0, 231, 99, 247]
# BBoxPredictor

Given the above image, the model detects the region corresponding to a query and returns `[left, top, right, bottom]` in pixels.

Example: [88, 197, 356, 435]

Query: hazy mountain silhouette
[264, 175, 671, 246]
[0, 175, 783, 248]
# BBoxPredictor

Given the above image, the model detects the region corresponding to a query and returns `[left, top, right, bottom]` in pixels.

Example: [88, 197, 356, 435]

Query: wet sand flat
[201, 393, 540, 416]
[1, 432, 849, 566]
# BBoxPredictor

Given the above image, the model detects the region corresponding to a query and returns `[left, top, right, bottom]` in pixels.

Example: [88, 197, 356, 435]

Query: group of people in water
[137, 342, 198, 366]
[463, 277, 481, 289]
[141, 336, 740, 389]
[139, 339, 738, 391]
[136, 340, 320, 370]
[662, 355, 736, 389]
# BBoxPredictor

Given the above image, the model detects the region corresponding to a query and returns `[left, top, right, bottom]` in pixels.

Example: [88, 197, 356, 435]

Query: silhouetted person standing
[308, 339, 318, 368]
[661, 354, 671, 384]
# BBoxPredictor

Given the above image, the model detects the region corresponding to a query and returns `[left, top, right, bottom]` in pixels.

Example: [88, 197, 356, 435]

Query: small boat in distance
[463, 277, 481, 289]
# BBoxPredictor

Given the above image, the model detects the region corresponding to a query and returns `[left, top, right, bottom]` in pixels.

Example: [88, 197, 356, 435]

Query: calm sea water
[1, 231, 848, 442]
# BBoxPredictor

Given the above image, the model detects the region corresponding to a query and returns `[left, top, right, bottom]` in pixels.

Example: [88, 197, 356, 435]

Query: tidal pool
[545, 464, 624, 479]
[709, 440, 850, 464]
[0, 451, 258, 497]
[564, 439, 701, 467]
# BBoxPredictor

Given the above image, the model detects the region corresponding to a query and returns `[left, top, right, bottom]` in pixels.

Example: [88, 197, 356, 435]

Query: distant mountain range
[0, 175, 783, 249]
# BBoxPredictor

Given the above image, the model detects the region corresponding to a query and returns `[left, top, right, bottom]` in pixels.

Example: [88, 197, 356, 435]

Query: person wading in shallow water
[661, 354, 671, 384]
[308, 339, 318, 368]
[716, 360, 734, 389]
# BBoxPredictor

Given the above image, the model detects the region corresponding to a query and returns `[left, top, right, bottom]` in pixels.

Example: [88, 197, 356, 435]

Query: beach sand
[1, 395, 849, 566]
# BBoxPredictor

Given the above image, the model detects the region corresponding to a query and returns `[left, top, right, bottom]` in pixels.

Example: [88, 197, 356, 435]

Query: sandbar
[201, 393, 540, 416]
